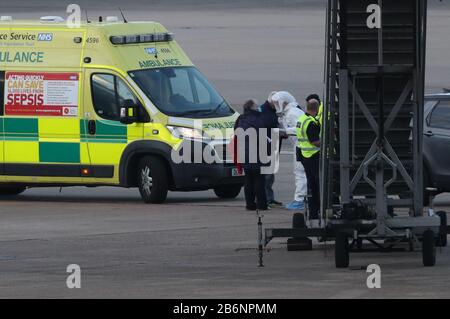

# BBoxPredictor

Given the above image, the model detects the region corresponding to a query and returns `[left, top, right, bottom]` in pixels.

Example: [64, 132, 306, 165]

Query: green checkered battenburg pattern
[39, 142, 80, 163]
[3, 118, 39, 141]
[2, 118, 128, 164]
[80, 119, 128, 143]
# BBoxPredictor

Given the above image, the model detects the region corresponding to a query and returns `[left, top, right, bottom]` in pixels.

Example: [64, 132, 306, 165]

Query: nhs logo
[37, 33, 53, 41]
[145, 47, 157, 55]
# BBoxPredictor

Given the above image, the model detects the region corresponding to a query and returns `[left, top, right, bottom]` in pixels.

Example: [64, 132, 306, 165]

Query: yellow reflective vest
[316, 102, 324, 127]
[296, 114, 320, 158]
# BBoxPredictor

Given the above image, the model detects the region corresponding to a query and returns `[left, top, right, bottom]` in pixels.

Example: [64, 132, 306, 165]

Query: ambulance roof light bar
[40, 16, 65, 23]
[110, 33, 174, 45]
[106, 16, 119, 23]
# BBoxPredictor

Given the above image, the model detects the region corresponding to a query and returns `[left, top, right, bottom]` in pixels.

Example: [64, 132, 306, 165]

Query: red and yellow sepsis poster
[4, 72, 79, 116]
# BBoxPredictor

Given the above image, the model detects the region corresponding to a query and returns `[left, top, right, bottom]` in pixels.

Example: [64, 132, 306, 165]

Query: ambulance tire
[213, 185, 242, 199]
[0, 187, 26, 196]
[137, 156, 168, 204]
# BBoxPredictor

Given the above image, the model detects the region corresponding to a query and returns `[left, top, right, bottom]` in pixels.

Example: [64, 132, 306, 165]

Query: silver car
[424, 93, 450, 194]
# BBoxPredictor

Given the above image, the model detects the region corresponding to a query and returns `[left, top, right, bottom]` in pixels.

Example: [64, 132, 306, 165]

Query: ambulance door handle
[88, 120, 96, 135]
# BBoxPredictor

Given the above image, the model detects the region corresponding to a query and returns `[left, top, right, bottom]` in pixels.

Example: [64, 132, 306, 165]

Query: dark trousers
[302, 152, 320, 219]
[265, 174, 275, 202]
[244, 168, 267, 210]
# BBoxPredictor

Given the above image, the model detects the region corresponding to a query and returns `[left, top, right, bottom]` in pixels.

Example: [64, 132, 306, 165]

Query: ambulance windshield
[129, 67, 234, 118]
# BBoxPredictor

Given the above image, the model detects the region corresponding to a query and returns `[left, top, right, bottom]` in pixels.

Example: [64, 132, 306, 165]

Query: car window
[425, 100, 438, 125]
[91, 74, 139, 121]
[429, 100, 450, 130]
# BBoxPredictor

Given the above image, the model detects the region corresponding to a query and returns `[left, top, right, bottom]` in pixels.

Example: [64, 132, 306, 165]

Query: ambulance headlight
[167, 126, 208, 140]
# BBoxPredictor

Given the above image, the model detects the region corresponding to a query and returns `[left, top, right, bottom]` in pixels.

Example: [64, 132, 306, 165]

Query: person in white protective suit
[272, 92, 308, 210]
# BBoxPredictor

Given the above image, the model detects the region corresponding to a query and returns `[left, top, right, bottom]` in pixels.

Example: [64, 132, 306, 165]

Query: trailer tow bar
[257, 210, 264, 267]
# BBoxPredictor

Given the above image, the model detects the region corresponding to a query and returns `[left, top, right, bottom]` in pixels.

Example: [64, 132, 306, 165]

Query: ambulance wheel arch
[0, 186, 26, 196]
[119, 140, 175, 189]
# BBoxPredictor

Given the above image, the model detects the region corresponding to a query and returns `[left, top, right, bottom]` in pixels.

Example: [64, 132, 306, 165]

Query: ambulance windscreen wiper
[174, 101, 227, 117]
[173, 109, 212, 117]
[200, 100, 227, 115]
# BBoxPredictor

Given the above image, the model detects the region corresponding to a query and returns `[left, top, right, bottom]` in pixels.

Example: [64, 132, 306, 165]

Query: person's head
[306, 94, 321, 104]
[243, 99, 259, 112]
[272, 91, 296, 113]
[306, 99, 320, 117]
[267, 91, 278, 109]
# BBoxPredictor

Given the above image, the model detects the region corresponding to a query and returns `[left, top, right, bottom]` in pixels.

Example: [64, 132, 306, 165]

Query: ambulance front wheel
[0, 187, 26, 196]
[214, 185, 242, 199]
[137, 156, 168, 204]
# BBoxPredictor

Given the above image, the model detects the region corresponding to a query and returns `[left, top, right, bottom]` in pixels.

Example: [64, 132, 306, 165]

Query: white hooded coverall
[273, 93, 308, 202]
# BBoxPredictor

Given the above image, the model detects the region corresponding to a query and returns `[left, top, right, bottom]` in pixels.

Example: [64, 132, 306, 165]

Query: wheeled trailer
[263, 0, 449, 268]
[264, 211, 447, 268]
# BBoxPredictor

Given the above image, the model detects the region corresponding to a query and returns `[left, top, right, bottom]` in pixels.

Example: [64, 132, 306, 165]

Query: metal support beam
[339, 69, 350, 205]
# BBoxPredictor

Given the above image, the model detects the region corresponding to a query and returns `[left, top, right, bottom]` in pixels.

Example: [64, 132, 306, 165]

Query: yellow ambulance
[0, 17, 243, 203]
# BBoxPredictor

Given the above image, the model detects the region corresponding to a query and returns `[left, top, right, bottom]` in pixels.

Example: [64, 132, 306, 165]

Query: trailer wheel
[213, 185, 242, 199]
[436, 211, 448, 247]
[137, 156, 168, 204]
[0, 187, 26, 196]
[422, 229, 436, 267]
[335, 231, 350, 268]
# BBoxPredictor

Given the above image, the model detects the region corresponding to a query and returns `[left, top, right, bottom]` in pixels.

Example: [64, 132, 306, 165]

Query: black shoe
[268, 200, 283, 206]
[246, 206, 257, 211]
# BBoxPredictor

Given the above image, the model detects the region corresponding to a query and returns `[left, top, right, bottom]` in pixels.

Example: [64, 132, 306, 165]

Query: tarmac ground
[0, 152, 449, 298]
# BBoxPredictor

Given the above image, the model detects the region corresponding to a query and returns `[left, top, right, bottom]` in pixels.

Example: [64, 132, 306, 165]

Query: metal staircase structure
[264, 0, 446, 268]
[321, 0, 443, 266]
[323, 0, 427, 214]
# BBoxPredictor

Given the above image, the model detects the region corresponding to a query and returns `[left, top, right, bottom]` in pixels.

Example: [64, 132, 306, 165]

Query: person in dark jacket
[259, 92, 283, 207]
[234, 99, 269, 211]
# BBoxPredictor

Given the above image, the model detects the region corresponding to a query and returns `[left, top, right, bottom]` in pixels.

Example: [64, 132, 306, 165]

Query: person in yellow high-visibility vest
[317, 102, 324, 127]
[306, 94, 323, 127]
[297, 98, 321, 227]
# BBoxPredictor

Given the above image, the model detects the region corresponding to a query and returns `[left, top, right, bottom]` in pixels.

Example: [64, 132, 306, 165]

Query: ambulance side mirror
[120, 99, 139, 124]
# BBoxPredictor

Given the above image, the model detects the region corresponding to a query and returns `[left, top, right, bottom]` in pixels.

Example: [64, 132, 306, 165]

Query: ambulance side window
[91, 73, 139, 121]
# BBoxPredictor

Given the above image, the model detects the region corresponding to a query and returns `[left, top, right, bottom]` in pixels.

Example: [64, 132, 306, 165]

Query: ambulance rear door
[2, 71, 83, 182]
